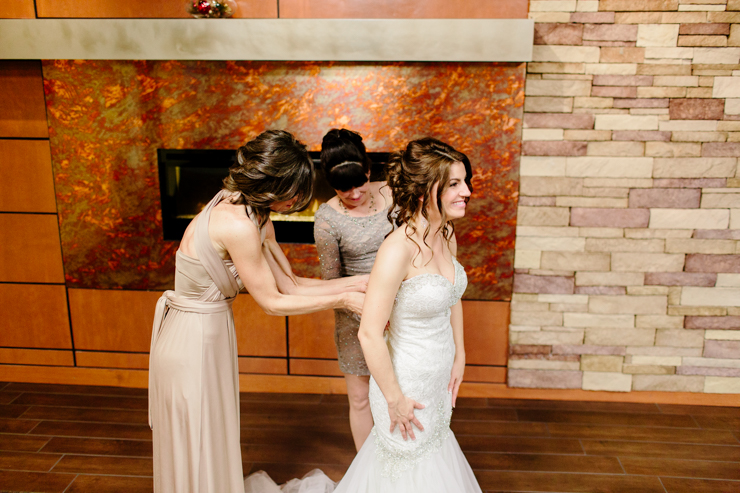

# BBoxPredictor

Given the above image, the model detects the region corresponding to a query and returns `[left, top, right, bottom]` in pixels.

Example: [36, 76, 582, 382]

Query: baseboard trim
[1, 365, 737, 407]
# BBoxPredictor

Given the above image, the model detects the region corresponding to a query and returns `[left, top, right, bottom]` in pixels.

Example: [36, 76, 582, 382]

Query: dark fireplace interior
[158, 149, 389, 243]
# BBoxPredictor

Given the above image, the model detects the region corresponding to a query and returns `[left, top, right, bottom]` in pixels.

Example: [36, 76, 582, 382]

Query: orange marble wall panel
[0, 61, 48, 138]
[280, 0, 528, 18]
[0, 0, 36, 18]
[0, 348, 74, 366]
[464, 365, 506, 383]
[43, 60, 523, 300]
[238, 356, 288, 374]
[288, 310, 336, 359]
[0, 140, 57, 213]
[0, 214, 64, 283]
[462, 300, 509, 366]
[0, 284, 71, 349]
[36, 0, 277, 18]
[75, 351, 150, 369]
[290, 358, 343, 377]
[233, 294, 287, 357]
[68, 289, 163, 352]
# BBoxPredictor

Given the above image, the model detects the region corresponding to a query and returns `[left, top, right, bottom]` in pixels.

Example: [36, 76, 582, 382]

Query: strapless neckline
[401, 257, 460, 286]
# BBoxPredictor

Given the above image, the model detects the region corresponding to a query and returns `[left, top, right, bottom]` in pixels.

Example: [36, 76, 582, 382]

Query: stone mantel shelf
[0, 18, 533, 62]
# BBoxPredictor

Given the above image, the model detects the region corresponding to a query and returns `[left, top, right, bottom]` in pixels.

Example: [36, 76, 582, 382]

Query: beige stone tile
[681, 287, 740, 307]
[581, 187, 631, 198]
[509, 359, 581, 370]
[540, 252, 611, 271]
[532, 45, 601, 63]
[628, 346, 702, 356]
[632, 374, 704, 391]
[623, 364, 675, 374]
[704, 376, 740, 393]
[671, 131, 728, 142]
[684, 356, 740, 368]
[612, 252, 685, 272]
[669, 306, 727, 316]
[637, 24, 680, 47]
[585, 238, 664, 253]
[511, 311, 564, 326]
[512, 293, 540, 302]
[624, 229, 693, 238]
[656, 328, 706, 347]
[585, 327, 655, 346]
[566, 313, 635, 328]
[516, 236, 586, 252]
[566, 157, 653, 178]
[578, 227, 625, 237]
[636, 314, 685, 329]
[631, 355, 681, 366]
[517, 226, 580, 237]
[582, 371, 632, 391]
[539, 294, 589, 304]
[589, 295, 668, 315]
[665, 238, 736, 254]
[518, 207, 571, 226]
[645, 141, 702, 157]
[701, 193, 740, 208]
[576, 271, 645, 286]
[511, 330, 585, 345]
[645, 47, 695, 59]
[584, 178, 653, 188]
[649, 209, 730, 229]
[564, 130, 612, 141]
[526, 79, 592, 97]
[580, 354, 624, 372]
[595, 114, 659, 131]
[529, 11, 573, 22]
[530, 1, 578, 12]
[627, 286, 670, 296]
[716, 273, 740, 287]
[705, 330, 740, 340]
[556, 197, 629, 208]
[514, 249, 541, 269]
[520, 156, 567, 177]
[585, 63, 638, 75]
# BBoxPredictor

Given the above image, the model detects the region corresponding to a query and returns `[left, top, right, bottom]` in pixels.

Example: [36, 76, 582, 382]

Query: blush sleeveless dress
[149, 190, 264, 493]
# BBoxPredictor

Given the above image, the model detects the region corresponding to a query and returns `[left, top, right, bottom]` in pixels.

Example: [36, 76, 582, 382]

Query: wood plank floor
[0, 381, 738, 493]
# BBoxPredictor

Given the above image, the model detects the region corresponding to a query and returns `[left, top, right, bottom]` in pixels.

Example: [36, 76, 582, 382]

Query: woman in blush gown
[245, 137, 482, 493]
[148, 130, 366, 493]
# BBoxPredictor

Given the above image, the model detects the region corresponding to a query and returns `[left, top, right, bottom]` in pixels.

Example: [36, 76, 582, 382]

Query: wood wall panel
[68, 289, 163, 352]
[238, 357, 287, 375]
[465, 365, 506, 384]
[290, 359, 343, 377]
[462, 301, 509, 366]
[0, 348, 73, 366]
[75, 351, 149, 369]
[36, 0, 277, 18]
[0, 214, 64, 283]
[0, 61, 48, 138]
[0, 284, 71, 349]
[233, 294, 286, 357]
[0, 0, 36, 18]
[280, 0, 528, 19]
[288, 310, 336, 359]
[0, 140, 57, 213]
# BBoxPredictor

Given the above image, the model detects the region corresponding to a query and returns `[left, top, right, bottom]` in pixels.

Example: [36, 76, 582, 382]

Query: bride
[245, 137, 482, 492]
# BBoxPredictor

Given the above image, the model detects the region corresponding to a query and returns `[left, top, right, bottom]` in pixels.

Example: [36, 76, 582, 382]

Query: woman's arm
[219, 216, 363, 316]
[358, 236, 424, 441]
[263, 221, 368, 296]
[448, 234, 465, 407]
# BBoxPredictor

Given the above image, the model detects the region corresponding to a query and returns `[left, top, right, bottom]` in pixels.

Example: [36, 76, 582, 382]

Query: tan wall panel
[36, 0, 277, 18]
[288, 310, 336, 359]
[0, 348, 73, 366]
[0, 61, 48, 138]
[290, 358, 343, 377]
[0, 214, 64, 283]
[0, 140, 57, 213]
[238, 356, 287, 375]
[233, 294, 286, 357]
[280, 0, 528, 19]
[462, 301, 509, 366]
[465, 365, 506, 383]
[0, 0, 36, 18]
[0, 284, 71, 348]
[75, 351, 149, 369]
[69, 289, 162, 352]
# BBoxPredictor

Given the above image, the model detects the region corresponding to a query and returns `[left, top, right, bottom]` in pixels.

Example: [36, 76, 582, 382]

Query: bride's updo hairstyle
[223, 129, 314, 227]
[320, 128, 372, 192]
[386, 137, 473, 254]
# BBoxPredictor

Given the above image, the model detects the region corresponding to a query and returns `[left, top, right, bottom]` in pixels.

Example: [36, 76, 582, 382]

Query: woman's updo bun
[320, 129, 372, 192]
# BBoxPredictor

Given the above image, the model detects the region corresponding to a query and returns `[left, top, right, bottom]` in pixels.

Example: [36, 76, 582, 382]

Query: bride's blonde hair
[385, 137, 473, 259]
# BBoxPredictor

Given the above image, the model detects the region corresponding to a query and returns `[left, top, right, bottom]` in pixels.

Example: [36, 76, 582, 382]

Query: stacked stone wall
[511, 0, 740, 393]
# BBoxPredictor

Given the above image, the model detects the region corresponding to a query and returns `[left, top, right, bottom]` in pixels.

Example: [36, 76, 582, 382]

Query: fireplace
[157, 149, 389, 243]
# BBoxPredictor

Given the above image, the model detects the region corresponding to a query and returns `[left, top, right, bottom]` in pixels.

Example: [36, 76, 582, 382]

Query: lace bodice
[368, 257, 468, 480]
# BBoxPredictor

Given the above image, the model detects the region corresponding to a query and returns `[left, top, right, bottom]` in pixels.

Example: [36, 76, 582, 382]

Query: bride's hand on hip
[388, 395, 425, 441]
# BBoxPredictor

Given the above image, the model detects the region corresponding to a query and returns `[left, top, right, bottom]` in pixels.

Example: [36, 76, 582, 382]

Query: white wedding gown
[244, 258, 482, 493]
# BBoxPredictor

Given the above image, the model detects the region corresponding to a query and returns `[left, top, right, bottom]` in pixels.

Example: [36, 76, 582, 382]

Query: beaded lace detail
[368, 258, 467, 481]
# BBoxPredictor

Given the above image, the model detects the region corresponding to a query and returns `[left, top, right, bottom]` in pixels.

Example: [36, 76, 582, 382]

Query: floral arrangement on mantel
[187, 0, 235, 18]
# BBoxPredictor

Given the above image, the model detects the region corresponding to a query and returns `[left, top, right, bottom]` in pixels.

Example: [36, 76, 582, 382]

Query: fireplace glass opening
[158, 149, 389, 243]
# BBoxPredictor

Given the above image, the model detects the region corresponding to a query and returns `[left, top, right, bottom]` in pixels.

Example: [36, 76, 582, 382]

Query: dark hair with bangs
[320, 129, 371, 192]
[223, 130, 314, 227]
[386, 137, 473, 262]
